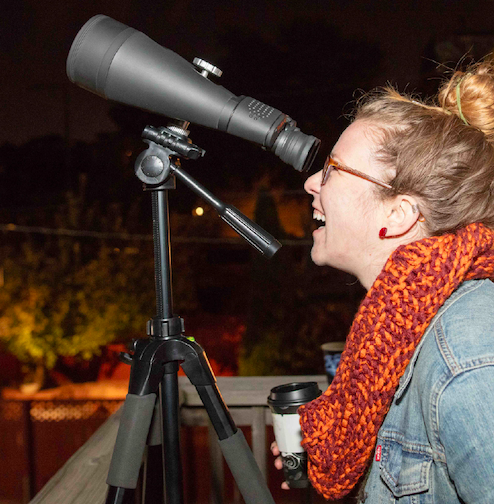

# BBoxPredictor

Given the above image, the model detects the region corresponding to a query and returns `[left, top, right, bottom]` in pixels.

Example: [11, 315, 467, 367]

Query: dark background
[4, 0, 494, 146]
[1, 0, 494, 382]
[1, 2, 494, 502]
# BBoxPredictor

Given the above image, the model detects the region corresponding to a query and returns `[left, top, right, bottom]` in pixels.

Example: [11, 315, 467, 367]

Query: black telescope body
[67, 15, 320, 172]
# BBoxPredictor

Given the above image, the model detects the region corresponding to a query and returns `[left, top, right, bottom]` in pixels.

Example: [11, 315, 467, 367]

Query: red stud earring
[379, 227, 387, 239]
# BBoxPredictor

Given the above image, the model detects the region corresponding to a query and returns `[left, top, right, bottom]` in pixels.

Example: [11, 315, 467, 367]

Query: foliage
[0, 181, 156, 385]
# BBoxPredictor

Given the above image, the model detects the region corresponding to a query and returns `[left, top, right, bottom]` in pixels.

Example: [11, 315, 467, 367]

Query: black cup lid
[267, 381, 321, 407]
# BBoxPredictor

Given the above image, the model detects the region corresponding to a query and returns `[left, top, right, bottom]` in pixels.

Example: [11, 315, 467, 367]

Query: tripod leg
[182, 352, 275, 504]
[142, 400, 164, 504]
[208, 422, 224, 504]
[106, 394, 157, 504]
[218, 429, 275, 504]
[138, 363, 184, 504]
[142, 445, 164, 504]
[160, 362, 184, 504]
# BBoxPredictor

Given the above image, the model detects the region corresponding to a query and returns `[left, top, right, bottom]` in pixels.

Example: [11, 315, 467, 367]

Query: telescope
[66, 15, 320, 172]
[65, 16, 323, 504]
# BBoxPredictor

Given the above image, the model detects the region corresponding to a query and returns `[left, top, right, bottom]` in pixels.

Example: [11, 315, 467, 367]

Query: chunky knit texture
[299, 223, 494, 500]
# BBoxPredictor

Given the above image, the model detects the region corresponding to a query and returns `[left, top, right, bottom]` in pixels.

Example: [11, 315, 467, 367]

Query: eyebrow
[329, 152, 348, 168]
[328, 152, 352, 171]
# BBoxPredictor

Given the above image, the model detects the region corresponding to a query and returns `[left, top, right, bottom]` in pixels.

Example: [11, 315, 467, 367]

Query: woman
[273, 62, 494, 503]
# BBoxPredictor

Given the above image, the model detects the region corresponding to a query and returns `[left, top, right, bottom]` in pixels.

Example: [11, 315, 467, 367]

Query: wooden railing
[29, 375, 328, 504]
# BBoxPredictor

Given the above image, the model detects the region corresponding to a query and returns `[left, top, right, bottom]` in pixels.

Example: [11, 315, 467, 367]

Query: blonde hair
[354, 61, 494, 235]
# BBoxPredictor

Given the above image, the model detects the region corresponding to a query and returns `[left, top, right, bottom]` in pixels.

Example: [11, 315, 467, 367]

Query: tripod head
[135, 125, 282, 258]
[134, 125, 204, 186]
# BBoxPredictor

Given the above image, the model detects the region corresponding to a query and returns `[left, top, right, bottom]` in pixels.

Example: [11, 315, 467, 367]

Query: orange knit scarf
[299, 223, 494, 500]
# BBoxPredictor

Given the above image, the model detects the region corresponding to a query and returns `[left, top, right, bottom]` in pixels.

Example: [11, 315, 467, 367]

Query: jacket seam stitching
[434, 281, 485, 375]
[433, 363, 494, 466]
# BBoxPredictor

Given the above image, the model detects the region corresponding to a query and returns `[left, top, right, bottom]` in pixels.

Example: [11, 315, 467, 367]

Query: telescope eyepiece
[273, 124, 320, 173]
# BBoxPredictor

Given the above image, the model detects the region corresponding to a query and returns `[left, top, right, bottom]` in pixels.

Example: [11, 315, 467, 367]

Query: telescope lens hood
[67, 15, 136, 97]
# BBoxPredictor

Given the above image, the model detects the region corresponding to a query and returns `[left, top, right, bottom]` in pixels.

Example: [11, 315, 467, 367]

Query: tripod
[104, 124, 280, 504]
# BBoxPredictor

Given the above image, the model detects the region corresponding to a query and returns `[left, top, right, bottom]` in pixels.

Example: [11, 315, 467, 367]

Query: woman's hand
[270, 441, 290, 490]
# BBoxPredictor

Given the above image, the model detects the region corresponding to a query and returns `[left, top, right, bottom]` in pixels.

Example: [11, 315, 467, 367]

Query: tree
[0, 181, 157, 388]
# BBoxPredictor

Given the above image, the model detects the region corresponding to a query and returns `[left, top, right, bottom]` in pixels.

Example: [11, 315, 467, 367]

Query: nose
[304, 170, 322, 196]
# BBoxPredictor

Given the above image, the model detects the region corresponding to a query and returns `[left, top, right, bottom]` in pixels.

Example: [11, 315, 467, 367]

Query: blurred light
[193, 206, 204, 216]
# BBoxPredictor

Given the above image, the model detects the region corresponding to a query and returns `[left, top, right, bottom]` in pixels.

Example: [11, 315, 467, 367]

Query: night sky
[3, 0, 494, 150]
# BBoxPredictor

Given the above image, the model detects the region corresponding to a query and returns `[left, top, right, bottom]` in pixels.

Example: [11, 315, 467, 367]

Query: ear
[383, 195, 422, 238]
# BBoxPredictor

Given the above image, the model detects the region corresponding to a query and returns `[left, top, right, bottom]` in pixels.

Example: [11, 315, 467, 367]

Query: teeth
[313, 209, 326, 223]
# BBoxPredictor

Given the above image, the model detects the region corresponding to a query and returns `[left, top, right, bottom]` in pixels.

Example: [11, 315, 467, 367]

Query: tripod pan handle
[220, 204, 281, 257]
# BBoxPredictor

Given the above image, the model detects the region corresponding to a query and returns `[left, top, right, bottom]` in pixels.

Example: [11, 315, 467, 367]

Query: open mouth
[313, 209, 325, 227]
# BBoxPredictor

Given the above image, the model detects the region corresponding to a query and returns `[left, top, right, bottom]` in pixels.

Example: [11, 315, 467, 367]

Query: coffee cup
[267, 382, 321, 488]
[321, 341, 345, 384]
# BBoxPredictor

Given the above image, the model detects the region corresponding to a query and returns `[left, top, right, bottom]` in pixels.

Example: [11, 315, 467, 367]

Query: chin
[311, 247, 351, 272]
[310, 247, 328, 267]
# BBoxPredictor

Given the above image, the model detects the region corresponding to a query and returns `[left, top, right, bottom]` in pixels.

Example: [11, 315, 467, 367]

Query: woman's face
[304, 120, 387, 277]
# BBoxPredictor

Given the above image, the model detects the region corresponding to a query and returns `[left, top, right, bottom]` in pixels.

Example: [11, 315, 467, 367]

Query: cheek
[325, 187, 376, 241]
[322, 184, 362, 222]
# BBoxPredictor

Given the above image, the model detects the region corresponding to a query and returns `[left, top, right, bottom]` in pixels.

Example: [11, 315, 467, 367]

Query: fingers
[274, 456, 283, 470]
[270, 441, 280, 456]
[271, 442, 290, 490]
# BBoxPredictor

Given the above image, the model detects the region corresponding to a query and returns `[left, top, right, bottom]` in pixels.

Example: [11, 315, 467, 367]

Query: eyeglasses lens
[322, 157, 334, 185]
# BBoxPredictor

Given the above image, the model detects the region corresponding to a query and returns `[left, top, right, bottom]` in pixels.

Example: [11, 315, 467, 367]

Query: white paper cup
[267, 382, 321, 488]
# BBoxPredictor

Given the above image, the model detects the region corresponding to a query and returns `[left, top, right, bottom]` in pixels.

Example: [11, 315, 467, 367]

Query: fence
[0, 376, 340, 504]
[0, 398, 123, 504]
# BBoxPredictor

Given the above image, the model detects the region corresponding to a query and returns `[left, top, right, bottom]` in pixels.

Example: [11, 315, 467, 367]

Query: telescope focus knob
[193, 58, 223, 79]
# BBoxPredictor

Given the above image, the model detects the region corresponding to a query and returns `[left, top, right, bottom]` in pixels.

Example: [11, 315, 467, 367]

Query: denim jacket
[361, 279, 494, 504]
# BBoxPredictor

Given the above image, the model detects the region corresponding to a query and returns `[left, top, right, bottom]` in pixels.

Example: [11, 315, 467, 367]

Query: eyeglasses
[321, 156, 393, 190]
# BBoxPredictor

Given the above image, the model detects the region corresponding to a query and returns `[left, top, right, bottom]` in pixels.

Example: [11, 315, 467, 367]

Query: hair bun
[438, 62, 494, 142]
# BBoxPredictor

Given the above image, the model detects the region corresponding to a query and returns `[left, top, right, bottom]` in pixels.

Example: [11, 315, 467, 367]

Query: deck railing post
[22, 400, 35, 502]
[251, 407, 267, 481]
